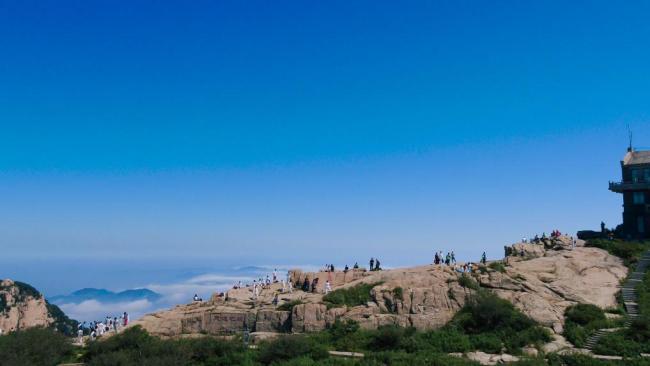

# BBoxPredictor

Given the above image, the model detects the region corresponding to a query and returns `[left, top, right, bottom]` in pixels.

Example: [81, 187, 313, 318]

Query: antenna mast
[627, 124, 633, 152]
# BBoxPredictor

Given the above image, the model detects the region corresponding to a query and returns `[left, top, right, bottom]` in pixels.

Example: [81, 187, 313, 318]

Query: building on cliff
[609, 147, 650, 239]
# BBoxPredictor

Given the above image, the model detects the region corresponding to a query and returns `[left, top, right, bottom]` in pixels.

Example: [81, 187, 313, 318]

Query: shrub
[393, 287, 404, 301]
[0, 293, 8, 313]
[0, 327, 74, 366]
[257, 335, 328, 365]
[326, 319, 368, 351]
[458, 274, 479, 290]
[592, 330, 646, 357]
[322, 283, 378, 308]
[453, 291, 535, 334]
[13, 281, 42, 301]
[565, 304, 606, 325]
[368, 325, 412, 351]
[449, 290, 549, 353]
[46, 302, 78, 336]
[488, 262, 506, 273]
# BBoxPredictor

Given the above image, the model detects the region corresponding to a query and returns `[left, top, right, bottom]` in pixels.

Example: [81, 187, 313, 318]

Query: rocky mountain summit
[132, 236, 627, 340]
[0, 279, 77, 335]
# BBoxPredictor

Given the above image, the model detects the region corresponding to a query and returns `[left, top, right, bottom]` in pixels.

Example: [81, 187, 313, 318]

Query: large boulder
[131, 244, 626, 338]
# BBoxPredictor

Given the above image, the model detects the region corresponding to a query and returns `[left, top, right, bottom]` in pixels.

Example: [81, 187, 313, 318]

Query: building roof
[623, 150, 650, 166]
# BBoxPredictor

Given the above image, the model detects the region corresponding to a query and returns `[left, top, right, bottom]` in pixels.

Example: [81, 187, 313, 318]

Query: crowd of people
[76, 312, 129, 344]
[433, 251, 456, 266]
[431, 249, 485, 273]
[224, 268, 295, 300]
[521, 229, 578, 249]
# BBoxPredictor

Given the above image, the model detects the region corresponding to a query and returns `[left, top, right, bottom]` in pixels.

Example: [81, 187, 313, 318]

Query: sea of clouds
[54, 264, 321, 322]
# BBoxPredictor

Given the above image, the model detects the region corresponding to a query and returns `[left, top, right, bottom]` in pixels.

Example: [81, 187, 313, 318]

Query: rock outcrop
[131, 237, 627, 339]
[0, 279, 77, 335]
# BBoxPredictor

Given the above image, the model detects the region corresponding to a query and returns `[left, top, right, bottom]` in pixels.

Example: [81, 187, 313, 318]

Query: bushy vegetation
[594, 269, 650, 356]
[322, 283, 378, 309]
[0, 293, 8, 313]
[448, 290, 551, 353]
[585, 238, 648, 268]
[392, 286, 404, 301]
[257, 335, 329, 365]
[83, 326, 253, 365]
[277, 300, 303, 312]
[0, 327, 75, 366]
[458, 274, 480, 290]
[13, 281, 43, 301]
[563, 304, 614, 347]
[46, 301, 79, 336]
[547, 353, 650, 366]
[488, 261, 506, 273]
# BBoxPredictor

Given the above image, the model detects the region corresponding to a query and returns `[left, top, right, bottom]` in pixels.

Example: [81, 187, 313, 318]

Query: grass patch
[458, 274, 480, 290]
[488, 261, 506, 273]
[322, 282, 380, 309]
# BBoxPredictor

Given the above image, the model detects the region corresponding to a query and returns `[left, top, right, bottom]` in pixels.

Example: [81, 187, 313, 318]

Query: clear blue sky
[2, 1, 650, 266]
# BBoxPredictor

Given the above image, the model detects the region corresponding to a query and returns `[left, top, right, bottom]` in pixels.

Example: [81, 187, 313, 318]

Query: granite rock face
[131, 237, 626, 338]
[0, 279, 55, 333]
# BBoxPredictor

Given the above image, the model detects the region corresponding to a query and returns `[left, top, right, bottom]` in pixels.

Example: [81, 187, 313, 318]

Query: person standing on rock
[287, 280, 293, 293]
[434, 252, 439, 265]
[481, 252, 487, 265]
[375, 259, 381, 271]
[311, 278, 318, 293]
[325, 280, 332, 294]
[369, 258, 375, 271]
[451, 251, 456, 264]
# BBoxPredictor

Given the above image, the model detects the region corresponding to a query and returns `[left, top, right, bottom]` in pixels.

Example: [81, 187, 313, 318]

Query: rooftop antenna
[627, 124, 633, 152]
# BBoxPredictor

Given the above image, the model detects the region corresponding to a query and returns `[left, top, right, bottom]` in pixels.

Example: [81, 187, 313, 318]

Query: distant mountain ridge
[50, 287, 162, 304]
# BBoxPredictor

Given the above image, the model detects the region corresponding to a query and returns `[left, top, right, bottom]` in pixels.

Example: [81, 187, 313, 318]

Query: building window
[638, 216, 646, 233]
[645, 169, 650, 182]
[634, 192, 646, 204]
[632, 169, 641, 182]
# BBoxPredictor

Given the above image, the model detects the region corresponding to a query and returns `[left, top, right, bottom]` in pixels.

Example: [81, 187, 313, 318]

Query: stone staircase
[584, 250, 650, 350]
